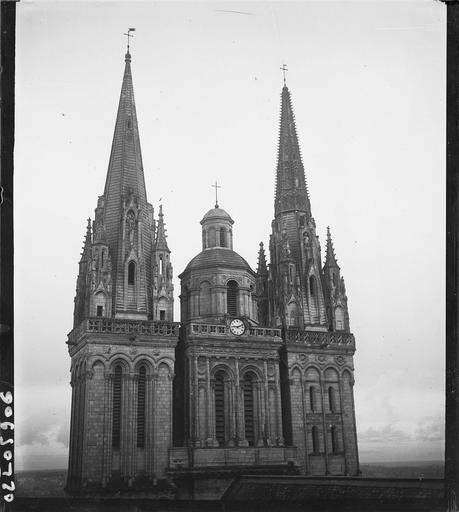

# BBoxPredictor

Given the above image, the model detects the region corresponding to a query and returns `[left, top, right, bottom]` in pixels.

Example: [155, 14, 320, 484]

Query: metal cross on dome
[212, 181, 221, 208]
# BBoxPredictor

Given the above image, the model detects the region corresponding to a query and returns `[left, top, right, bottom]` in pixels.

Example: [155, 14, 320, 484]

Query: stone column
[145, 372, 155, 479]
[101, 371, 114, 487]
[339, 377, 348, 475]
[256, 380, 264, 447]
[320, 375, 329, 475]
[274, 363, 284, 446]
[301, 378, 310, 474]
[234, 360, 244, 445]
[228, 378, 236, 446]
[192, 356, 200, 446]
[263, 360, 271, 445]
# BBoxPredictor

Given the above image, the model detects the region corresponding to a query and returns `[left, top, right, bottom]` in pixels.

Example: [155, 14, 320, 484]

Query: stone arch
[90, 358, 106, 372]
[210, 363, 234, 381]
[155, 357, 174, 374]
[239, 364, 264, 383]
[133, 358, 154, 375]
[226, 279, 238, 316]
[108, 355, 131, 372]
[286, 301, 298, 327]
[304, 365, 321, 380]
[324, 367, 339, 381]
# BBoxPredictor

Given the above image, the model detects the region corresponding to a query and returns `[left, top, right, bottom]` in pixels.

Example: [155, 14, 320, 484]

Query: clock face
[229, 318, 246, 336]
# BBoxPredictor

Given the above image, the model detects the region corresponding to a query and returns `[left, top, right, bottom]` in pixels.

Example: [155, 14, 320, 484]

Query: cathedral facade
[66, 50, 359, 496]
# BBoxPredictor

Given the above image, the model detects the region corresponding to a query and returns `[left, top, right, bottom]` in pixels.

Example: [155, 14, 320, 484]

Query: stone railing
[189, 323, 281, 339]
[286, 329, 355, 348]
[68, 318, 180, 345]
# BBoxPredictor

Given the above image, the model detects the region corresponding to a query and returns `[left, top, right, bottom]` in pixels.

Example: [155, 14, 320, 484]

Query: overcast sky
[15, 0, 445, 471]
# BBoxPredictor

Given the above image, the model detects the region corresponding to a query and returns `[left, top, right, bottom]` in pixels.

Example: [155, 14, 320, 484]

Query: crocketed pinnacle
[274, 85, 311, 217]
[324, 226, 339, 268]
[79, 218, 92, 262]
[257, 242, 268, 276]
[155, 204, 169, 251]
[102, 50, 148, 246]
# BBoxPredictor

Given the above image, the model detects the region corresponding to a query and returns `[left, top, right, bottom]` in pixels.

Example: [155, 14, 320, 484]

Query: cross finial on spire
[124, 28, 136, 54]
[280, 64, 288, 86]
[212, 181, 221, 208]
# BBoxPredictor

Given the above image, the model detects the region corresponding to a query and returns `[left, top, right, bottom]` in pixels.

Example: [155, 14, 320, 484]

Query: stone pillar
[263, 360, 271, 445]
[228, 378, 236, 446]
[274, 363, 284, 446]
[192, 356, 200, 446]
[145, 372, 155, 479]
[102, 371, 113, 486]
[320, 376, 329, 475]
[234, 360, 243, 445]
[256, 380, 264, 447]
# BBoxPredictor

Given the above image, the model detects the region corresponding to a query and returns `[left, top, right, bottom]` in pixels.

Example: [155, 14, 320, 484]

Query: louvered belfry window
[227, 280, 238, 316]
[309, 386, 316, 412]
[137, 366, 146, 448]
[331, 426, 338, 453]
[214, 371, 225, 446]
[243, 373, 255, 446]
[112, 365, 122, 448]
[128, 261, 136, 285]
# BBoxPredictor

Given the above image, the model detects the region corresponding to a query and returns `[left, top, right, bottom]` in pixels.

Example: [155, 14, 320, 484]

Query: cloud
[359, 424, 411, 443]
[415, 415, 444, 442]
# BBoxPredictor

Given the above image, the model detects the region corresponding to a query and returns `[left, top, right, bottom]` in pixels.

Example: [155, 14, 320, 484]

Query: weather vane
[124, 28, 136, 52]
[280, 63, 288, 85]
[212, 181, 221, 208]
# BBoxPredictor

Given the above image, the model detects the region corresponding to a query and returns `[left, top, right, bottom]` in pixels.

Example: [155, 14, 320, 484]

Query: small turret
[256, 242, 269, 325]
[152, 205, 174, 321]
[322, 227, 350, 332]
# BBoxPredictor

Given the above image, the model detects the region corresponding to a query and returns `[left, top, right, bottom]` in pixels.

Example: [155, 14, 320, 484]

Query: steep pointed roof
[102, 51, 148, 235]
[324, 226, 340, 268]
[155, 204, 170, 251]
[275, 85, 311, 217]
[257, 242, 268, 276]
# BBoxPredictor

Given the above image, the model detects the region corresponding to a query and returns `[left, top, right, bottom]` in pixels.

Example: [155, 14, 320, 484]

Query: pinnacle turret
[155, 204, 169, 251]
[257, 242, 268, 276]
[324, 226, 340, 268]
[274, 85, 311, 217]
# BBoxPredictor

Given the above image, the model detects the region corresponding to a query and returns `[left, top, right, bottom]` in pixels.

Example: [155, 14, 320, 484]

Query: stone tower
[170, 203, 298, 499]
[257, 82, 360, 475]
[66, 50, 179, 493]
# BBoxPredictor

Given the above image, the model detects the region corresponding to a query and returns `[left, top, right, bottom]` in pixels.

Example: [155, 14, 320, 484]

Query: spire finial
[212, 181, 221, 208]
[124, 28, 136, 59]
[280, 64, 288, 86]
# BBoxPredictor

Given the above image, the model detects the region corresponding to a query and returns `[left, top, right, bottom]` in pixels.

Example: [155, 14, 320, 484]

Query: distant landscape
[15, 462, 444, 497]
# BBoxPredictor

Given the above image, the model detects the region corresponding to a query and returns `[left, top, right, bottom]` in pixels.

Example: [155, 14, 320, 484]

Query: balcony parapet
[68, 318, 180, 345]
[188, 323, 282, 339]
[286, 329, 355, 349]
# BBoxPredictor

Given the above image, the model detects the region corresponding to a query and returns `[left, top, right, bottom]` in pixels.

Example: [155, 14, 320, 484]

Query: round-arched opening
[227, 280, 238, 316]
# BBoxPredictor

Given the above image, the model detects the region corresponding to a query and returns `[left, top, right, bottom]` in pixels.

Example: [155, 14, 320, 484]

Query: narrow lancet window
[312, 426, 320, 453]
[328, 387, 335, 413]
[227, 280, 238, 316]
[243, 373, 255, 446]
[128, 261, 135, 285]
[112, 365, 122, 448]
[137, 366, 146, 448]
[309, 386, 316, 412]
[215, 371, 226, 446]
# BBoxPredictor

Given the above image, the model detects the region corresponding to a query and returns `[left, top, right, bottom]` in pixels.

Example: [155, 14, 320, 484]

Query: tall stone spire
[102, 50, 148, 249]
[275, 85, 311, 217]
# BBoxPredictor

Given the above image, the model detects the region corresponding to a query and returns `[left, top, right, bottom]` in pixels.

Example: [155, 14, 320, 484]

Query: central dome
[182, 247, 252, 275]
[201, 206, 234, 224]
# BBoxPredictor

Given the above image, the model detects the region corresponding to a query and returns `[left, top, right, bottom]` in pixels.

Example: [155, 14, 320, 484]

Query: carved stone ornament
[298, 353, 308, 366]
[335, 355, 345, 366]
[317, 355, 327, 363]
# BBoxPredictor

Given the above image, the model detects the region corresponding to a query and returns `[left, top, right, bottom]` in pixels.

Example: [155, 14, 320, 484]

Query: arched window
[227, 280, 238, 316]
[312, 426, 320, 453]
[101, 250, 105, 268]
[128, 261, 136, 285]
[243, 373, 255, 446]
[332, 272, 337, 286]
[330, 426, 338, 453]
[214, 371, 226, 446]
[335, 307, 344, 331]
[159, 255, 163, 275]
[137, 366, 146, 448]
[112, 365, 122, 448]
[309, 386, 316, 412]
[289, 266, 293, 282]
[328, 387, 335, 413]
[309, 275, 316, 297]
[220, 228, 226, 248]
